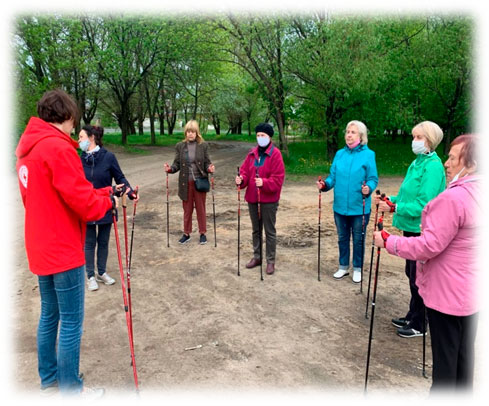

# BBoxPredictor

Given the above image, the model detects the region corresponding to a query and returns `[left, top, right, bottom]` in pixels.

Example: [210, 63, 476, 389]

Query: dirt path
[10, 140, 480, 398]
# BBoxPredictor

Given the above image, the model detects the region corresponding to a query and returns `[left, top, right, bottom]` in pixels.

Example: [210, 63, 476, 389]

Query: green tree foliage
[14, 12, 473, 156]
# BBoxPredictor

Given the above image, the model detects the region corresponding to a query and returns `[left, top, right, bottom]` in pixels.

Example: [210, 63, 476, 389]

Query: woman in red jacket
[16, 89, 114, 398]
[235, 123, 285, 275]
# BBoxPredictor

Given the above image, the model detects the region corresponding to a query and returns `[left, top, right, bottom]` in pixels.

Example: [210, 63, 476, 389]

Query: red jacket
[16, 117, 113, 276]
[238, 142, 285, 204]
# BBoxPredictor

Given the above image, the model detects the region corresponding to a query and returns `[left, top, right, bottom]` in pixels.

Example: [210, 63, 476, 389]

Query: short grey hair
[346, 120, 368, 145]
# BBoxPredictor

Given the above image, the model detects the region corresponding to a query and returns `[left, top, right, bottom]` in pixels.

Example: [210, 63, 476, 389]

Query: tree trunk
[158, 111, 165, 135]
[150, 114, 156, 145]
[274, 110, 288, 156]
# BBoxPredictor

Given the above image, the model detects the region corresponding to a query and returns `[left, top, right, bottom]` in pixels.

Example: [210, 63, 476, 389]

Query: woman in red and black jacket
[235, 123, 285, 275]
[79, 124, 138, 292]
[16, 89, 114, 397]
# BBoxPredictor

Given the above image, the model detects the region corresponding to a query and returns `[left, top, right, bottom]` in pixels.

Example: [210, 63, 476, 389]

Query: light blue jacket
[323, 144, 378, 215]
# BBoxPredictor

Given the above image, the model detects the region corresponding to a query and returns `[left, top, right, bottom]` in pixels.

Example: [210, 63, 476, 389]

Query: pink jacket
[238, 142, 285, 204]
[385, 175, 480, 316]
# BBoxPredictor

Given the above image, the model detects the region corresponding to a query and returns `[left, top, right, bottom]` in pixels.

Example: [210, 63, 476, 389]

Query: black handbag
[190, 167, 210, 192]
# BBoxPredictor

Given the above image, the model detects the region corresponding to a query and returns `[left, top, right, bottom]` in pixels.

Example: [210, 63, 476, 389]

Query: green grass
[102, 131, 447, 177]
[285, 138, 447, 177]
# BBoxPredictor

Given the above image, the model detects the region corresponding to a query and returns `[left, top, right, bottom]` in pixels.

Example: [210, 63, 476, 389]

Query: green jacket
[390, 152, 446, 233]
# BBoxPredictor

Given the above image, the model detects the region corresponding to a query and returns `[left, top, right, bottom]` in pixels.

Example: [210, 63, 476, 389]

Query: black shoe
[397, 325, 426, 338]
[199, 234, 207, 245]
[178, 234, 191, 244]
[391, 317, 409, 328]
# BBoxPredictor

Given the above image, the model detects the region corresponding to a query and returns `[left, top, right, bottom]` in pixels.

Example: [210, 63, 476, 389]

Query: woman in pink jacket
[374, 134, 479, 393]
[235, 123, 285, 275]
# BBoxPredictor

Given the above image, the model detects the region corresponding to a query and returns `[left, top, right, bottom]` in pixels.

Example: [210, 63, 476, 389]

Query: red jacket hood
[16, 117, 78, 159]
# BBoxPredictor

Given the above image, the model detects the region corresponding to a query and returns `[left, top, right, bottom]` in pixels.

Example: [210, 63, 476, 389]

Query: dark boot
[246, 258, 261, 268]
[266, 263, 275, 275]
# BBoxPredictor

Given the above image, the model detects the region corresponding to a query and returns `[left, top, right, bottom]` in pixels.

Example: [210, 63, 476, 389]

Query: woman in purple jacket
[374, 134, 480, 393]
[235, 123, 285, 275]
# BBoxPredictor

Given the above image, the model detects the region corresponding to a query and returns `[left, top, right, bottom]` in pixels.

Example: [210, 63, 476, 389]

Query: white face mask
[257, 136, 270, 147]
[412, 140, 428, 155]
[450, 166, 465, 184]
[79, 139, 90, 152]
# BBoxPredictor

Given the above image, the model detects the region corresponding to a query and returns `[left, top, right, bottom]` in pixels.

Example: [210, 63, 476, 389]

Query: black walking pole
[317, 176, 322, 282]
[365, 190, 381, 319]
[166, 171, 170, 248]
[422, 304, 428, 378]
[360, 182, 367, 294]
[237, 167, 241, 277]
[211, 174, 217, 247]
[364, 215, 384, 393]
[256, 168, 263, 281]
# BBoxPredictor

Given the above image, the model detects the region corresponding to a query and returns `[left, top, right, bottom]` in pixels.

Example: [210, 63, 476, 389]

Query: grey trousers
[248, 202, 278, 264]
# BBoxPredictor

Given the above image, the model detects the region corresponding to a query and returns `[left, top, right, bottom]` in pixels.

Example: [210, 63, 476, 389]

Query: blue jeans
[333, 211, 370, 269]
[37, 266, 85, 394]
[85, 223, 112, 279]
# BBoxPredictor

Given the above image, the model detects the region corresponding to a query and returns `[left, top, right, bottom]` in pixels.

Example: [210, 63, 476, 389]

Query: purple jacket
[239, 142, 285, 204]
[385, 175, 480, 316]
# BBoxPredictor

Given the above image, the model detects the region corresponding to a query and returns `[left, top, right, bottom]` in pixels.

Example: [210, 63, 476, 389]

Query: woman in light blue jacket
[317, 120, 378, 283]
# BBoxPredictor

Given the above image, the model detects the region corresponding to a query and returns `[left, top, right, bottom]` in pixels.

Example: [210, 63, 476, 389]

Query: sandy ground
[9, 140, 482, 400]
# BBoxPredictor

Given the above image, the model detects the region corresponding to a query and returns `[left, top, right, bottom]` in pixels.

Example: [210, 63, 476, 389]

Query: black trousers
[427, 307, 478, 393]
[403, 231, 425, 331]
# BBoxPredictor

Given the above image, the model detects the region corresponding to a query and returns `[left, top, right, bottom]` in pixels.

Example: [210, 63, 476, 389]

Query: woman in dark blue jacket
[78, 125, 138, 292]
[317, 120, 378, 284]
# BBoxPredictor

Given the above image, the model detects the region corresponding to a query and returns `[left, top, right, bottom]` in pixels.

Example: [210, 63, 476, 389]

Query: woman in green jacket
[376, 121, 445, 338]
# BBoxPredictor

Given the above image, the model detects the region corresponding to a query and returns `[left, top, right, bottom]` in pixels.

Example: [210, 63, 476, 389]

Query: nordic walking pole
[237, 166, 241, 277]
[317, 176, 322, 282]
[256, 168, 263, 281]
[211, 174, 217, 247]
[166, 171, 170, 248]
[365, 190, 381, 319]
[422, 304, 428, 378]
[122, 192, 129, 270]
[111, 198, 139, 393]
[364, 215, 384, 393]
[127, 186, 139, 352]
[360, 181, 367, 294]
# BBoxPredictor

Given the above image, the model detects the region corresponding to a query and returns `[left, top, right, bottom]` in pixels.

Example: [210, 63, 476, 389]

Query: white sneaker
[352, 269, 362, 283]
[333, 268, 349, 280]
[96, 273, 115, 285]
[87, 277, 99, 291]
[79, 386, 105, 400]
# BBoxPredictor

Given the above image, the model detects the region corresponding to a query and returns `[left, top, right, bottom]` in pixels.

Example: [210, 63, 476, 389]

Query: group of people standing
[15, 88, 480, 397]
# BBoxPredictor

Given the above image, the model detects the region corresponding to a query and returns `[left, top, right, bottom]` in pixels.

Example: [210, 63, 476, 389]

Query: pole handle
[122, 192, 127, 208]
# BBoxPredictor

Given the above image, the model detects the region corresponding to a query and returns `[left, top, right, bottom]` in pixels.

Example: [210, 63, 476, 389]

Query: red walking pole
[317, 176, 322, 282]
[122, 193, 129, 270]
[256, 168, 263, 281]
[112, 202, 139, 393]
[127, 186, 138, 351]
[237, 167, 241, 277]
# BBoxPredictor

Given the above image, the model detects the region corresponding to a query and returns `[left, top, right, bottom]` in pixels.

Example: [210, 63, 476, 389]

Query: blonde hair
[346, 120, 368, 145]
[412, 121, 443, 151]
[183, 120, 204, 144]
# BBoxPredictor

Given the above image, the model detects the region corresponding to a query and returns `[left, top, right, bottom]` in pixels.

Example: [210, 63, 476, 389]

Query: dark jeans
[248, 202, 278, 264]
[333, 211, 370, 269]
[403, 231, 425, 331]
[427, 307, 478, 393]
[85, 223, 112, 279]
